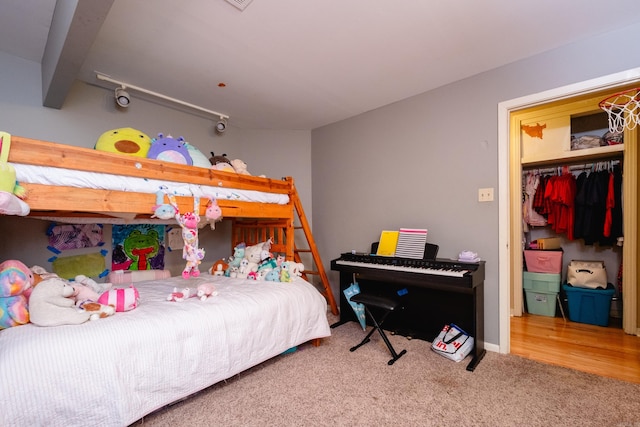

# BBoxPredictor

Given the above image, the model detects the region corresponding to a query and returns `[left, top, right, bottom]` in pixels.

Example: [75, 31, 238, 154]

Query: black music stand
[349, 293, 407, 365]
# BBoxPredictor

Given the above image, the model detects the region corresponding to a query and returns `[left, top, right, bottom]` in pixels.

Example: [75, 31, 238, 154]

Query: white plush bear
[29, 278, 92, 326]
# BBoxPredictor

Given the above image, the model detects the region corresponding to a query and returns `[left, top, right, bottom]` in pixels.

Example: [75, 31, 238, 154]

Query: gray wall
[0, 51, 312, 278]
[311, 22, 640, 347]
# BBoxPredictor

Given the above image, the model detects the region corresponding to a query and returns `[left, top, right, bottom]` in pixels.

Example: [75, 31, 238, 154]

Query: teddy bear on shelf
[28, 277, 93, 326]
[0, 260, 34, 329]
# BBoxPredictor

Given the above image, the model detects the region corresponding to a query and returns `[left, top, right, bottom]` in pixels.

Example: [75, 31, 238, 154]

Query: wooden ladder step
[291, 188, 338, 316]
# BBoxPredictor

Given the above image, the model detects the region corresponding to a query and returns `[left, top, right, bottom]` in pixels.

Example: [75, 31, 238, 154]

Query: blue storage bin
[562, 284, 615, 327]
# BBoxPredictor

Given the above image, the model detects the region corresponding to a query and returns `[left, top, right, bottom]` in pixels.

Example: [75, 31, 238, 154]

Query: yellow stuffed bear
[95, 127, 152, 158]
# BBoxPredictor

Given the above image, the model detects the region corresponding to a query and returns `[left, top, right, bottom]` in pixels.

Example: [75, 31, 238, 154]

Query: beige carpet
[133, 314, 640, 427]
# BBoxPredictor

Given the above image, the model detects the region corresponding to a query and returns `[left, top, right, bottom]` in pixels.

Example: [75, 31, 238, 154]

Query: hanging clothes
[543, 171, 576, 240]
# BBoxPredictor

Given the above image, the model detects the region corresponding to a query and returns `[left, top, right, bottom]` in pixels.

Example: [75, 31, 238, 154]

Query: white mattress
[0, 274, 330, 427]
[14, 164, 290, 204]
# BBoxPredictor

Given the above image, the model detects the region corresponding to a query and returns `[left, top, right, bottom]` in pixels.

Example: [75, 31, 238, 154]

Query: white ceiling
[3, 0, 640, 130]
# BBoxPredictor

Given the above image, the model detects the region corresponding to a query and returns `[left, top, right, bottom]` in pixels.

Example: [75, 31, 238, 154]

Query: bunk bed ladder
[291, 189, 339, 315]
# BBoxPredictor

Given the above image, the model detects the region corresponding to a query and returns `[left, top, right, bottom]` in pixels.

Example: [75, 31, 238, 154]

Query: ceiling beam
[42, 0, 114, 108]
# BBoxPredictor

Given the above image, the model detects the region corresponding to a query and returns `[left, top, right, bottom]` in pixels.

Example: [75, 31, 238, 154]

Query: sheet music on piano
[394, 228, 428, 259]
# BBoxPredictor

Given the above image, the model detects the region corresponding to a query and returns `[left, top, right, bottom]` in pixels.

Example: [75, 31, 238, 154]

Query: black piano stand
[349, 293, 407, 365]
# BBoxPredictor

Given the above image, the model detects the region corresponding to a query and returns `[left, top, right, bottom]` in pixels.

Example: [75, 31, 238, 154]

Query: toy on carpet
[148, 134, 193, 165]
[204, 197, 223, 230]
[0, 131, 30, 216]
[196, 283, 218, 301]
[28, 277, 93, 326]
[0, 260, 34, 329]
[94, 127, 152, 158]
[98, 285, 139, 312]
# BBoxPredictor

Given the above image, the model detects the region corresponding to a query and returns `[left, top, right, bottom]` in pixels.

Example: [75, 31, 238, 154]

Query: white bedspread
[14, 164, 290, 204]
[0, 274, 330, 427]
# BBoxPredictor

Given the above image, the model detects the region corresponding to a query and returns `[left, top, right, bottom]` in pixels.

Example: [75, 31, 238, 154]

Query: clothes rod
[525, 159, 621, 175]
[95, 72, 229, 120]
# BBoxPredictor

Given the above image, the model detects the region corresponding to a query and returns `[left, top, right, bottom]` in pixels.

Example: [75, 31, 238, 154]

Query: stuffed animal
[183, 246, 205, 279]
[225, 243, 245, 276]
[264, 268, 280, 282]
[209, 152, 232, 168]
[148, 134, 193, 165]
[71, 283, 100, 306]
[94, 127, 152, 158]
[183, 142, 213, 168]
[196, 283, 218, 301]
[74, 274, 112, 295]
[151, 189, 177, 220]
[0, 132, 30, 216]
[98, 285, 139, 312]
[279, 261, 292, 283]
[209, 259, 229, 276]
[28, 277, 92, 326]
[230, 159, 251, 175]
[204, 197, 223, 230]
[79, 301, 116, 320]
[0, 260, 34, 329]
[167, 287, 191, 302]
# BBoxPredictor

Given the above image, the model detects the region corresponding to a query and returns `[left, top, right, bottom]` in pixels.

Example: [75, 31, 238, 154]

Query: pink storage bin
[524, 250, 562, 274]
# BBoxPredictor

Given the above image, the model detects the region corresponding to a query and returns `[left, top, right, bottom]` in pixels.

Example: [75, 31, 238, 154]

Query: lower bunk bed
[0, 273, 331, 427]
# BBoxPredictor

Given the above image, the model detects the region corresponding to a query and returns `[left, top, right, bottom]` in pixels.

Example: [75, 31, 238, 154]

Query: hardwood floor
[510, 313, 640, 384]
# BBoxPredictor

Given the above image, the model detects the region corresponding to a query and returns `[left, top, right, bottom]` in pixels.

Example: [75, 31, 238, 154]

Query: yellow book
[376, 230, 399, 256]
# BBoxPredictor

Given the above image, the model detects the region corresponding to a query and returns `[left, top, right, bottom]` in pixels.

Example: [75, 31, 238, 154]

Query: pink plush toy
[0, 260, 34, 329]
[196, 283, 218, 301]
[167, 287, 191, 302]
[98, 285, 139, 311]
[204, 197, 223, 230]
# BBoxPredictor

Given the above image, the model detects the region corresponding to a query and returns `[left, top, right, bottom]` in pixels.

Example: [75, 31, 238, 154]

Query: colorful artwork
[112, 224, 165, 271]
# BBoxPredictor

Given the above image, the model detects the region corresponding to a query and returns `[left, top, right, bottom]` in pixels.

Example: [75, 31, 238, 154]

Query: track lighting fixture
[115, 86, 130, 108]
[215, 118, 228, 133]
[96, 72, 229, 121]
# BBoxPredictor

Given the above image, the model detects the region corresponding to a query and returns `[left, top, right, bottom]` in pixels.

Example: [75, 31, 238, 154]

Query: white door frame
[497, 67, 640, 353]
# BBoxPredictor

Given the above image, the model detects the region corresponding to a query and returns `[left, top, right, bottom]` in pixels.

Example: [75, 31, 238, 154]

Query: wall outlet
[478, 187, 494, 202]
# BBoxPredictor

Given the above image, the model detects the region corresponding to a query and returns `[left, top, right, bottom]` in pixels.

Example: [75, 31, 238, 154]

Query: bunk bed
[0, 135, 333, 427]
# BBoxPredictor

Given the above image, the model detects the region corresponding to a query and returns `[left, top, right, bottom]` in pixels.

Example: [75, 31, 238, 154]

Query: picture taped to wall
[47, 223, 104, 251]
[112, 224, 165, 271]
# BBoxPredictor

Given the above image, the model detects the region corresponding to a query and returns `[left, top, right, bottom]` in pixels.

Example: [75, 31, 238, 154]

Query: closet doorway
[497, 68, 640, 357]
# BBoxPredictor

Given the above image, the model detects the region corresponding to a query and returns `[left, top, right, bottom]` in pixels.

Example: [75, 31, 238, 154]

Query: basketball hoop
[599, 87, 640, 133]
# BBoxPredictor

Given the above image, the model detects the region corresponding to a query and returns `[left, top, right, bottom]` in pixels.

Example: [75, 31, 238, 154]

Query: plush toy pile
[0, 261, 140, 328]
[94, 127, 263, 176]
[209, 239, 304, 283]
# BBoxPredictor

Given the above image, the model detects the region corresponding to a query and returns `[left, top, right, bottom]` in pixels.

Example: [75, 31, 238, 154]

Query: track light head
[115, 86, 130, 108]
[215, 118, 228, 133]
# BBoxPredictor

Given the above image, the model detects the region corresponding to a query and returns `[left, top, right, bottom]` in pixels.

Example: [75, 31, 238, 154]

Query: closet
[509, 87, 639, 336]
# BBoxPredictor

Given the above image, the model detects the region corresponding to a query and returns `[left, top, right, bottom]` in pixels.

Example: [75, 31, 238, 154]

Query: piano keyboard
[334, 259, 470, 277]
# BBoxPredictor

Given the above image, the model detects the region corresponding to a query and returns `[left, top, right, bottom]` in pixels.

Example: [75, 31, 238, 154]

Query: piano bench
[349, 293, 407, 365]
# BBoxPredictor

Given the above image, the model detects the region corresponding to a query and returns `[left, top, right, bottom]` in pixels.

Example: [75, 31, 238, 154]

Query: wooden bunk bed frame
[6, 135, 338, 314]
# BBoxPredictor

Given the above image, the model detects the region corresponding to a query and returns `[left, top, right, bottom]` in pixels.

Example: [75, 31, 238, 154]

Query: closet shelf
[521, 144, 624, 168]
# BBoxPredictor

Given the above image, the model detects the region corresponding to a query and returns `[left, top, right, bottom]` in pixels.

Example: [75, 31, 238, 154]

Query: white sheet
[14, 164, 290, 204]
[0, 274, 330, 427]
